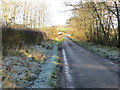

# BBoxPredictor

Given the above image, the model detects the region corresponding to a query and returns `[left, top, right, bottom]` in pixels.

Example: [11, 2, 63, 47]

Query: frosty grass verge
[2, 43, 59, 88]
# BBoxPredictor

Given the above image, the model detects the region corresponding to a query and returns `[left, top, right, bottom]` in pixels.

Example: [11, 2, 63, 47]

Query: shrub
[2, 26, 45, 55]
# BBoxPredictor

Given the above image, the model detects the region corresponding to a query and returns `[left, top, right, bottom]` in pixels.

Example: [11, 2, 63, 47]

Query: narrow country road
[61, 36, 118, 88]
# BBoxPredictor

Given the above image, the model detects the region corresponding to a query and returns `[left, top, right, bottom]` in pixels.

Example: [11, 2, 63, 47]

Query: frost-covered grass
[2, 25, 64, 88]
[2, 41, 61, 88]
[70, 38, 120, 65]
[2, 46, 46, 88]
[30, 42, 60, 88]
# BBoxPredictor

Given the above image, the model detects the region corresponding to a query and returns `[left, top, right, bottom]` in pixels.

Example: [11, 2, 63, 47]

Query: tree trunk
[92, 3, 107, 39]
[118, 21, 120, 48]
[114, 1, 120, 48]
[117, 16, 120, 48]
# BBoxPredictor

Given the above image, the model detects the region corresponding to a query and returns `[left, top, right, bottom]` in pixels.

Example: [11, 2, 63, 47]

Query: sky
[44, 0, 74, 26]
[46, 0, 82, 26]
[7, 0, 76, 26]
[47, 0, 71, 26]
[1, 0, 74, 26]
[35, 0, 117, 26]
[2, 0, 114, 26]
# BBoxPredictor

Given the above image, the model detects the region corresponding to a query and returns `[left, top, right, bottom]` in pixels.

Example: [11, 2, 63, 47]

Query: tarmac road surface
[61, 36, 119, 88]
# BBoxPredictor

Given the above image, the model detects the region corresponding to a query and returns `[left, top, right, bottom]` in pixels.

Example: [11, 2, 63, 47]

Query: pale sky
[2, 0, 113, 26]
[4, 0, 75, 26]
[44, 0, 74, 26]
[41, 0, 116, 26]
[47, 0, 82, 26]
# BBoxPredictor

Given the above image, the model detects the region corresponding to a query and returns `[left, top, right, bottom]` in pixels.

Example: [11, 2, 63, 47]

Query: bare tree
[66, 0, 120, 47]
[103, 1, 120, 47]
